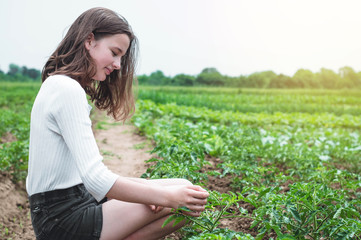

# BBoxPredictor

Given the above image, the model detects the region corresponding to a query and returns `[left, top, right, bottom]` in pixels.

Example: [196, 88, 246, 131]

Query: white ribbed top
[26, 75, 118, 202]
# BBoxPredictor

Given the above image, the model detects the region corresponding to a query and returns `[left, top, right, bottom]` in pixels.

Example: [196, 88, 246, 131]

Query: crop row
[0, 83, 39, 182]
[132, 98, 361, 239]
[138, 87, 361, 115]
[137, 100, 361, 130]
[1, 83, 360, 239]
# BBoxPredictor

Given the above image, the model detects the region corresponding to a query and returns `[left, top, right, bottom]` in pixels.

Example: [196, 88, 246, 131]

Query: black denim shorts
[29, 184, 106, 240]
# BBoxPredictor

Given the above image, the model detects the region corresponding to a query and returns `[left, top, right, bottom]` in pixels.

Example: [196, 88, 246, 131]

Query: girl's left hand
[148, 204, 164, 213]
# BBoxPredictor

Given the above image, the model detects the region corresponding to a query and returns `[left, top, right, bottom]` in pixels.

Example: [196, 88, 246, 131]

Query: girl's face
[85, 33, 130, 81]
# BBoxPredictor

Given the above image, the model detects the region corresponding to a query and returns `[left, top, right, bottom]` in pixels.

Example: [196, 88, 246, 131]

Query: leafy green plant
[0, 83, 37, 182]
[186, 228, 255, 240]
[3, 83, 361, 239]
[133, 89, 361, 239]
[250, 183, 361, 239]
[163, 191, 252, 238]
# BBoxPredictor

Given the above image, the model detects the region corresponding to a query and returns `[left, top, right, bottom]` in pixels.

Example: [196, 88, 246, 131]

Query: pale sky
[1, 0, 361, 77]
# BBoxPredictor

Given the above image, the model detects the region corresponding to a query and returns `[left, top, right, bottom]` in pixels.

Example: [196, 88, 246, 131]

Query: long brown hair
[42, 7, 138, 121]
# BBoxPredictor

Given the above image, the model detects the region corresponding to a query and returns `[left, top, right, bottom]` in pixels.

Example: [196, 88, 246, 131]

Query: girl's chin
[92, 74, 107, 81]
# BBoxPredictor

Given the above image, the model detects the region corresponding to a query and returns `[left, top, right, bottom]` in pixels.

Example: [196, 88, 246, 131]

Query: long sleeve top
[26, 75, 118, 202]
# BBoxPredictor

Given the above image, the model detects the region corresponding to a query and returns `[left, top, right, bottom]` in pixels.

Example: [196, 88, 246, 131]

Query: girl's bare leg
[100, 179, 192, 240]
[123, 215, 187, 240]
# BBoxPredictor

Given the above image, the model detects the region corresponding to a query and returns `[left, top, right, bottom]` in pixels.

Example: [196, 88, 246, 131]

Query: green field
[135, 86, 361, 239]
[1, 82, 360, 239]
[0, 82, 40, 182]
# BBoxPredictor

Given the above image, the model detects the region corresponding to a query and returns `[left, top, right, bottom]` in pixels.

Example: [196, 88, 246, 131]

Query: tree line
[138, 66, 361, 89]
[0, 63, 41, 82]
[2, 63, 361, 89]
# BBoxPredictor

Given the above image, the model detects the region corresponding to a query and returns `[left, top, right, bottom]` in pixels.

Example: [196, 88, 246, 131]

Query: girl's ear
[85, 33, 95, 51]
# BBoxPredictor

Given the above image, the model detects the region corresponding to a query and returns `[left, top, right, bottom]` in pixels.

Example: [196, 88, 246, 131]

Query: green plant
[163, 191, 251, 238]
[133, 87, 361, 238]
[250, 183, 361, 239]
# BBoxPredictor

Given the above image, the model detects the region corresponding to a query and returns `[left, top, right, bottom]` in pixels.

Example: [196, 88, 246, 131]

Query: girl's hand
[148, 204, 163, 213]
[167, 185, 209, 217]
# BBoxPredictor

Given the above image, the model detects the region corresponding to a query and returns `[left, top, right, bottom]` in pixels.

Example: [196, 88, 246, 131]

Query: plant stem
[181, 214, 212, 232]
[221, 215, 255, 220]
[314, 214, 329, 232]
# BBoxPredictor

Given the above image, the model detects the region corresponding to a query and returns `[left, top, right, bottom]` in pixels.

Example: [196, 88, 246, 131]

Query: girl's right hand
[167, 185, 209, 217]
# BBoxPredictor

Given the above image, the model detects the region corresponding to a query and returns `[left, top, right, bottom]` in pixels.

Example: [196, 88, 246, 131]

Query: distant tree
[172, 74, 195, 86]
[196, 67, 224, 85]
[315, 68, 340, 89]
[120, 67, 361, 88]
[21, 66, 28, 76]
[269, 74, 292, 88]
[137, 74, 149, 85]
[8, 63, 21, 76]
[27, 68, 41, 79]
[339, 66, 361, 88]
[236, 75, 248, 87]
[292, 69, 318, 88]
[0, 69, 13, 81]
[148, 70, 171, 85]
[223, 75, 245, 87]
[1, 63, 41, 81]
[247, 71, 277, 88]
[200, 67, 220, 74]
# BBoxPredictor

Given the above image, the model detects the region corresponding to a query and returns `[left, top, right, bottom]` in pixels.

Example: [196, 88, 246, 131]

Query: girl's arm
[106, 177, 209, 216]
[123, 177, 201, 213]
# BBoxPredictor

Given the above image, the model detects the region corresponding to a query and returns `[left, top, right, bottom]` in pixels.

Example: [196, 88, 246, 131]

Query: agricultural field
[1, 82, 361, 239]
[134, 86, 361, 239]
[0, 82, 40, 239]
[0, 82, 40, 182]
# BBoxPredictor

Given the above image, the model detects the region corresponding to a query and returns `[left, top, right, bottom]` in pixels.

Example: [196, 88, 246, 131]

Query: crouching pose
[26, 7, 209, 240]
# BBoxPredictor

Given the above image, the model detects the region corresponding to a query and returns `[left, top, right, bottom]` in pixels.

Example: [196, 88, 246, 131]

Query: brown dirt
[200, 156, 277, 239]
[94, 121, 152, 178]
[0, 114, 152, 239]
[0, 112, 273, 239]
[0, 132, 17, 143]
[0, 173, 34, 239]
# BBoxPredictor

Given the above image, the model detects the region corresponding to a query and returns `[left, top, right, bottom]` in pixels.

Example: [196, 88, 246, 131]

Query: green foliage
[269, 74, 292, 88]
[172, 74, 195, 86]
[249, 183, 361, 239]
[8, 64, 21, 76]
[316, 68, 341, 89]
[141, 70, 172, 85]
[339, 66, 361, 87]
[196, 68, 224, 86]
[163, 191, 254, 239]
[186, 229, 255, 240]
[0, 63, 41, 82]
[0, 82, 40, 182]
[0, 141, 29, 182]
[2, 82, 361, 239]
[137, 66, 361, 89]
[292, 69, 318, 88]
[133, 86, 361, 239]
[138, 86, 361, 116]
[247, 71, 277, 88]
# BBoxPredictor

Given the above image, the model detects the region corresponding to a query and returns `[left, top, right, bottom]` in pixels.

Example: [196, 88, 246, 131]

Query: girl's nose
[113, 58, 121, 70]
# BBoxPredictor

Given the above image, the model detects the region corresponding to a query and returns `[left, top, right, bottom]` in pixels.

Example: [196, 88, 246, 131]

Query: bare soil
[95, 121, 152, 178]
[0, 173, 35, 240]
[0, 113, 271, 239]
[0, 115, 152, 240]
[201, 157, 277, 239]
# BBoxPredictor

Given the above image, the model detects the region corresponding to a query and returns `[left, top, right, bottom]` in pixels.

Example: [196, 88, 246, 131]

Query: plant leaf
[162, 214, 178, 228]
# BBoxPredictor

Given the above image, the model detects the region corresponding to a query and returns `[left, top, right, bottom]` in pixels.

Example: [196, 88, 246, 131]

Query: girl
[27, 7, 209, 240]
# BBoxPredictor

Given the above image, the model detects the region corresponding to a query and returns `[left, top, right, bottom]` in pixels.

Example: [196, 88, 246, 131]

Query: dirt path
[0, 116, 153, 239]
[95, 121, 152, 178]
